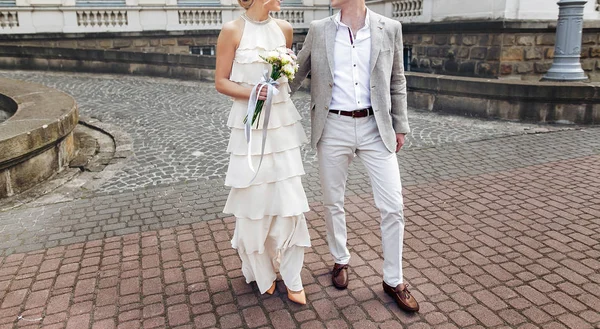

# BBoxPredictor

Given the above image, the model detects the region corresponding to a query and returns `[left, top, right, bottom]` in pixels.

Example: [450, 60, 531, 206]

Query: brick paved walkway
[1, 129, 599, 328]
[1, 70, 599, 328]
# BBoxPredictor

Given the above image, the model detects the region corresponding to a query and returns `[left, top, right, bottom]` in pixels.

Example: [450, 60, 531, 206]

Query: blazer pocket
[377, 49, 393, 63]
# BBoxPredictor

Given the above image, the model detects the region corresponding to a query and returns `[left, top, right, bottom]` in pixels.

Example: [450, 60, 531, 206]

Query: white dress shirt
[329, 10, 372, 111]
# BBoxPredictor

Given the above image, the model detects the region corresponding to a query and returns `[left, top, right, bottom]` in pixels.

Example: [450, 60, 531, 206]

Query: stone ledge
[0, 45, 216, 68]
[0, 28, 310, 42]
[0, 29, 222, 41]
[406, 72, 600, 124]
[0, 45, 216, 80]
[0, 77, 79, 197]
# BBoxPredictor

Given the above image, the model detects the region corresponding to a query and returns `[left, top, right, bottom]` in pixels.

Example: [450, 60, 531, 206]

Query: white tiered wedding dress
[223, 15, 311, 294]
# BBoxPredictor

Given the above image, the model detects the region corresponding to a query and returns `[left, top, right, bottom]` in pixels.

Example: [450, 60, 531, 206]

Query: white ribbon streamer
[245, 70, 279, 184]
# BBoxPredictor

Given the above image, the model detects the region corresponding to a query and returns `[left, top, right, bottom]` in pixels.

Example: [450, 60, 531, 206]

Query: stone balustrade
[367, 0, 600, 23]
[1, 0, 599, 35]
[2, 0, 600, 81]
[0, 0, 330, 34]
[391, 0, 423, 18]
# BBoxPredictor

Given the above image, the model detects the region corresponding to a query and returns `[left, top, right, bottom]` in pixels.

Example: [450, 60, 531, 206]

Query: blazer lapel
[369, 12, 385, 74]
[325, 17, 337, 79]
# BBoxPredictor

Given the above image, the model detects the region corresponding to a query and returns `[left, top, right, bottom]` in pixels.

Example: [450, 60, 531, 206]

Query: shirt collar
[333, 9, 371, 30]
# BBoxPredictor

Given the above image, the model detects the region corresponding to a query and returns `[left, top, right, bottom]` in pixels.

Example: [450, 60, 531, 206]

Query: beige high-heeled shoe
[287, 288, 306, 305]
[265, 282, 276, 295]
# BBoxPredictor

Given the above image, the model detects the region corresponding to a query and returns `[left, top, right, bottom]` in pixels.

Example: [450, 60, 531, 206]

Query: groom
[289, 0, 419, 313]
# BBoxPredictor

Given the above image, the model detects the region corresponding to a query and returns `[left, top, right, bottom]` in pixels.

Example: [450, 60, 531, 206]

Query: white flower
[280, 54, 293, 65]
[282, 63, 295, 76]
[266, 50, 279, 61]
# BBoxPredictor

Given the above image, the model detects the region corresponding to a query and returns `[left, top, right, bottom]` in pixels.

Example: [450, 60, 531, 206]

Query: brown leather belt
[329, 107, 373, 118]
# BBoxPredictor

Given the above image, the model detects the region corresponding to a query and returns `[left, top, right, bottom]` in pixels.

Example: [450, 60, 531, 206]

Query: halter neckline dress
[223, 15, 311, 293]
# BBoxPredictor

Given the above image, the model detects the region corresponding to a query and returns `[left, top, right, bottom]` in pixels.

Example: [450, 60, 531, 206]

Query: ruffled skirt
[224, 90, 311, 294]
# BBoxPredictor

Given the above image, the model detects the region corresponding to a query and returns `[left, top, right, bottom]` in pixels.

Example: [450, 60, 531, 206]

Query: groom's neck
[339, 2, 367, 30]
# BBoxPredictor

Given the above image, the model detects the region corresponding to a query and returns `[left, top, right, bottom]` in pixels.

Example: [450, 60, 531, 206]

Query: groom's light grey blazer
[290, 10, 410, 153]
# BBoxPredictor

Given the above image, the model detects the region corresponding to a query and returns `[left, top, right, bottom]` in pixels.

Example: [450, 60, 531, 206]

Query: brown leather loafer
[383, 282, 419, 312]
[332, 263, 349, 289]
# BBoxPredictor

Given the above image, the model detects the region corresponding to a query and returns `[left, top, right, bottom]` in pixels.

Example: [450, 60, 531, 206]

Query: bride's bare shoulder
[274, 18, 293, 45]
[274, 19, 293, 34]
[220, 18, 245, 38]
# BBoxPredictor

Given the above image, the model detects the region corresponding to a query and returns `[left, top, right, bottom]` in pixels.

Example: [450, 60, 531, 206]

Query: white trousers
[317, 113, 406, 287]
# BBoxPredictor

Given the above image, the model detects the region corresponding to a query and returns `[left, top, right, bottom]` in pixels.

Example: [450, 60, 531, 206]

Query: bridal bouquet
[244, 47, 299, 128]
[243, 47, 299, 182]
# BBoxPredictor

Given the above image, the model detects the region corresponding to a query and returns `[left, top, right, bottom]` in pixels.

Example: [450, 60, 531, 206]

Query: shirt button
[354, 64, 356, 67]
[355, 83, 358, 85]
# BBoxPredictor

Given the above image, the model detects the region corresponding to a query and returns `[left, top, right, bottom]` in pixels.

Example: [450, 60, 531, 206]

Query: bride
[214, 0, 311, 305]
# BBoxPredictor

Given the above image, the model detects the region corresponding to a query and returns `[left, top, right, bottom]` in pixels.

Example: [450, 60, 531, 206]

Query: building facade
[1, 0, 600, 80]
[366, 0, 600, 81]
[0, 0, 328, 34]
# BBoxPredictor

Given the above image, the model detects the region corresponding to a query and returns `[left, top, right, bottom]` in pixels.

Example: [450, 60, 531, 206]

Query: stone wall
[3, 21, 600, 81]
[403, 21, 600, 81]
[405, 33, 502, 78]
[0, 32, 220, 55]
[406, 72, 600, 124]
[0, 30, 309, 55]
[0, 45, 217, 80]
[500, 32, 600, 81]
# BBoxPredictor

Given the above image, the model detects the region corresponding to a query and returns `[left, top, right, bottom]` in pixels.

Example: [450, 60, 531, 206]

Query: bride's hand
[255, 84, 276, 101]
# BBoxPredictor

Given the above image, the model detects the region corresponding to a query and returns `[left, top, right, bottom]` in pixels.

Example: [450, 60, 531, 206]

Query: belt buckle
[351, 110, 356, 118]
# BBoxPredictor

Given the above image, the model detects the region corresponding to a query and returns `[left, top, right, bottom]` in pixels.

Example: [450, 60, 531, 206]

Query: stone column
[543, 0, 587, 81]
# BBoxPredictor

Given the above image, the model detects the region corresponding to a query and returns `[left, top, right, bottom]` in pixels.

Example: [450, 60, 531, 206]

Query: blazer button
[325, 106, 329, 110]
[329, 83, 332, 88]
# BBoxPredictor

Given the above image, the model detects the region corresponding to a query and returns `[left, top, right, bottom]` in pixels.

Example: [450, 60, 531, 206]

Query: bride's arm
[275, 19, 294, 49]
[215, 20, 266, 100]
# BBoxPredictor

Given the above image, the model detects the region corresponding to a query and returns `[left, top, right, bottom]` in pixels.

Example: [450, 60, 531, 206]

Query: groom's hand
[395, 133, 406, 153]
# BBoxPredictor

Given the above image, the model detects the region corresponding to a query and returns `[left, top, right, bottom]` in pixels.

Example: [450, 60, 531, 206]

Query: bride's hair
[238, 0, 254, 9]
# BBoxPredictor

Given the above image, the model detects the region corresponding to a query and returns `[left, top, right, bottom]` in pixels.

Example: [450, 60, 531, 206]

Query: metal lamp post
[543, 0, 588, 81]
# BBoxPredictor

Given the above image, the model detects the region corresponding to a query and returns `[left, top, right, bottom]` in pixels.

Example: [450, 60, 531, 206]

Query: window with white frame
[282, 0, 303, 6]
[190, 45, 215, 56]
[76, 0, 126, 6]
[0, 0, 16, 7]
[178, 0, 221, 6]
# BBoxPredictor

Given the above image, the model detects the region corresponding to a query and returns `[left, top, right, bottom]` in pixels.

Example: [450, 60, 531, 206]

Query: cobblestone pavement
[0, 70, 599, 329]
[0, 70, 564, 194]
[0, 130, 598, 329]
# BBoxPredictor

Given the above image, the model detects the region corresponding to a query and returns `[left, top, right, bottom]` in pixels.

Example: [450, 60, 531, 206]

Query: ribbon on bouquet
[245, 70, 280, 184]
